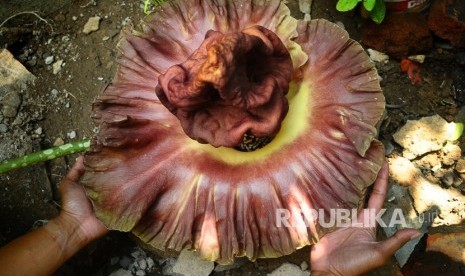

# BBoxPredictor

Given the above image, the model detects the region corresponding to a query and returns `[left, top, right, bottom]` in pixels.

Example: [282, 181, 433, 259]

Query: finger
[65, 156, 85, 182]
[368, 162, 389, 212]
[376, 228, 422, 258]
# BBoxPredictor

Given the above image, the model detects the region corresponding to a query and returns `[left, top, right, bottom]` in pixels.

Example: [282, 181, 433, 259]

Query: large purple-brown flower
[81, 0, 385, 264]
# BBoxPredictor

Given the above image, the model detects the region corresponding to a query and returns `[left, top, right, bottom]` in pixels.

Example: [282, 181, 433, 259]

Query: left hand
[310, 162, 421, 276]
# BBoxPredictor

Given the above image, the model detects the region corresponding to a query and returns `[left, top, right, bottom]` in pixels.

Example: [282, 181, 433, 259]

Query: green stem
[0, 140, 90, 174]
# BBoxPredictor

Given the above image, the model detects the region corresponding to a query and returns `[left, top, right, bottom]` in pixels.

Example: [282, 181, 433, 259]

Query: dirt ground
[1, 0, 465, 275]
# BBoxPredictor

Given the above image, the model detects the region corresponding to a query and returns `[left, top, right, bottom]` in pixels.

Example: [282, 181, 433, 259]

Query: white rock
[299, 0, 312, 14]
[83, 16, 101, 34]
[52, 60, 64, 74]
[67, 130, 76, 139]
[172, 250, 214, 276]
[300, 261, 309, 271]
[146, 257, 155, 269]
[393, 115, 463, 159]
[367, 49, 389, 64]
[72, 16, 78, 21]
[45, 55, 54, 65]
[267, 263, 309, 276]
[53, 137, 64, 147]
[138, 259, 147, 270]
[408, 55, 425, 64]
[35, 127, 42, 135]
[109, 269, 132, 276]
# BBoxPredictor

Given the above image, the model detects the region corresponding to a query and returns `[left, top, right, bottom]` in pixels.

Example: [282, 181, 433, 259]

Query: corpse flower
[81, 0, 385, 264]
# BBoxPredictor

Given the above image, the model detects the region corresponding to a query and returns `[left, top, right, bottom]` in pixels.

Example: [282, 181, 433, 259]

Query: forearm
[0, 216, 92, 276]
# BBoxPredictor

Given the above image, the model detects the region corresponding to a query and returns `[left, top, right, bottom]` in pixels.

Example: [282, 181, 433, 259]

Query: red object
[401, 58, 422, 84]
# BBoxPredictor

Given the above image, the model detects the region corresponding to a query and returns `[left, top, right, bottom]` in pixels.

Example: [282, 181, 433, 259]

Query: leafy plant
[336, 0, 386, 24]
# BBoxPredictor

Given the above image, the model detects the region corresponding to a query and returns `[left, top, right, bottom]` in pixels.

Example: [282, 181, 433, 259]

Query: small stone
[109, 269, 132, 276]
[135, 270, 145, 276]
[11, 117, 22, 126]
[367, 48, 389, 64]
[131, 250, 141, 259]
[52, 60, 64, 74]
[172, 250, 214, 276]
[0, 124, 8, 133]
[83, 16, 101, 34]
[27, 56, 37, 67]
[267, 263, 308, 276]
[408, 55, 425, 64]
[2, 91, 22, 118]
[67, 130, 76, 139]
[300, 261, 309, 271]
[72, 16, 78, 21]
[35, 127, 42, 135]
[146, 257, 154, 269]
[453, 177, 463, 188]
[45, 56, 54, 65]
[102, 36, 110, 41]
[298, 0, 312, 14]
[441, 171, 455, 187]
[456, 158, 465, 173]
[119, 256, 132, 268]
[97, 77, 104, 81]
[138, 259, 147, 270]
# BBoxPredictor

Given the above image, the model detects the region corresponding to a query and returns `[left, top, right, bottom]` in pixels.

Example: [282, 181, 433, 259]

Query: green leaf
[363, 0, 376, 11]
[370, 0, 386, 24]
[336, 0, 359, 12]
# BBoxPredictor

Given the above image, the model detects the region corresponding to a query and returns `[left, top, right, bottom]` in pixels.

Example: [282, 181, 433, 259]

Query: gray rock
[119, 256, 132, 268]
[2, 91, 22, 118]
[172, 250, 214, 276]
[441, 172, 455, 187]
[0, 124, 7, 133]
[52, 60, 64, 74]
[267, 263, 309, 276]
[109, 269, 132, 276]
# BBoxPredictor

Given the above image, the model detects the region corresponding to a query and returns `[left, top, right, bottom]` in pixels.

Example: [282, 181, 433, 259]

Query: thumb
[377, 229, 422, 257]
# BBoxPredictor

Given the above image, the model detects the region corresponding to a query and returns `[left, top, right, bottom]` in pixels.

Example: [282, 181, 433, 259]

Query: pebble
[45, 56, 54, 65]
[146, 257, 154, 270]
[268, 263, 308, 276]
[67, 130, 76, 139]
[53, 137, 65, 147]
[367, 48, 389, 64]
[441, 172, 455, 187]
[51, 89, 59, 96]
[408, 55, 425, 64]
[135, 270, 145, 276]
[119, 256, 132, 268]
[2, 91, 22, 118]
[138, 259, 147, 270]
[35, 127, 42, 135]
[300, 261, 309, 271]
[83, 16, 101, 34]
[109, 269, 132, 276]
[102, 36, 110, 41]
[72, 16, 78, 21]
[172, 250, 214, 276]
[0, 124, 8, 133]
[52, 60, 64, 74]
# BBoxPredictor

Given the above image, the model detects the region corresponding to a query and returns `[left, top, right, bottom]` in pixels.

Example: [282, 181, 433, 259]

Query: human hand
[52, 156, 108, 243]
[310, 162, 421, 276]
